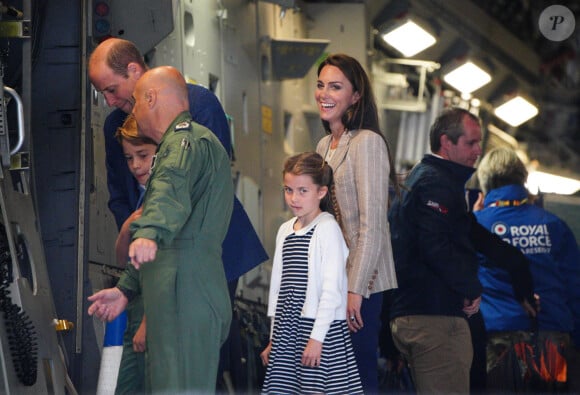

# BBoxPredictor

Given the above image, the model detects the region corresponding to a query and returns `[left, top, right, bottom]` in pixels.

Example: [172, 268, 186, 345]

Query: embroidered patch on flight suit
[175, 121, 191, 131]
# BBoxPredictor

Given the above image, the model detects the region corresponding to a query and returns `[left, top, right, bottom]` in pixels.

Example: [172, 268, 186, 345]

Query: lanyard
[487, 198, 528, 207]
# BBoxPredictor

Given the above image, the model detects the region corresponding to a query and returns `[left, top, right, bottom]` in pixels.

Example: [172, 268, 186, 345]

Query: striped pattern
[316, 129, 398, 298]
[262, 227, 363, 395]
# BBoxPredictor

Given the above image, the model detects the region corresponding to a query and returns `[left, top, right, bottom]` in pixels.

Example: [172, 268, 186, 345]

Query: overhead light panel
[526, 171, 580, 195]
[381, 20, 436, 57]
[494, 96, 538, 127]
[443, 61, 492, 94]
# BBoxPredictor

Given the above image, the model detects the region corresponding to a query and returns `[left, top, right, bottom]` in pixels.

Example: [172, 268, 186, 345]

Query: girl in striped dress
[260, 152, 363, 395]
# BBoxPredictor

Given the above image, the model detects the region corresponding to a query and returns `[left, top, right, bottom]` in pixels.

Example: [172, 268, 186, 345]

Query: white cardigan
[267, 212, 349, 343]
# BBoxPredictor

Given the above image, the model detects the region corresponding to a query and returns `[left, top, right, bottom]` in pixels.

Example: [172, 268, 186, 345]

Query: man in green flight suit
[88, 66, 233, 393]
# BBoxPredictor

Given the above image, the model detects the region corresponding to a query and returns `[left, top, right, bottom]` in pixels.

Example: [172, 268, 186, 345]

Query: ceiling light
[494, 96, 539, 127]
[526, 171, 580, 195]
[381, 20, 436, 57]
[443, 61, 492, 94]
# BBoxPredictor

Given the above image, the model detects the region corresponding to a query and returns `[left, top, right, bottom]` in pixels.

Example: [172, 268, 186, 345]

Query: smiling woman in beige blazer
[315, 53, 399, 393]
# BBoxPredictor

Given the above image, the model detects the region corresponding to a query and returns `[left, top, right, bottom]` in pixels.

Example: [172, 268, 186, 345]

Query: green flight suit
[119, 111, 233, 393]
[115, 264, 146, 395]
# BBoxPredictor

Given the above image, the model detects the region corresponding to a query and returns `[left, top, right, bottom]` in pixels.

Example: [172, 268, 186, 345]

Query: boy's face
[122, 140, 157, 186]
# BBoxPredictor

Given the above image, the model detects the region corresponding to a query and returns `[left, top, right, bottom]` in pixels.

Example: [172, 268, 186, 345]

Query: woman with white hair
[475, 147, 580, 392]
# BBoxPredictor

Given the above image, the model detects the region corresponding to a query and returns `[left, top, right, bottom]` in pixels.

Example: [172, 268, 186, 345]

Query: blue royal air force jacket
[475, 184, 580, 346]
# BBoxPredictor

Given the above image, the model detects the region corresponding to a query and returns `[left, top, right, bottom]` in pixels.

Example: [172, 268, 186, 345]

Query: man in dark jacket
[388, 107, 537, 394]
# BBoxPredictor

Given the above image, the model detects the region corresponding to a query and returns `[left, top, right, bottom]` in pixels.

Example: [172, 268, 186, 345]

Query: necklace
[330, 128, 347, 149]
[325, 128, 347, 160]
[326, 147, 336, 160]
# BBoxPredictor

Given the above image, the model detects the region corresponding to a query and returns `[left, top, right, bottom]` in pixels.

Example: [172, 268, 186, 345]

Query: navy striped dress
[262, 226, 363, 395]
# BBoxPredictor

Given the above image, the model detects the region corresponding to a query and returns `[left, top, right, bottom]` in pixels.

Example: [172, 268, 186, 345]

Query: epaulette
[175, 121, 191, 132]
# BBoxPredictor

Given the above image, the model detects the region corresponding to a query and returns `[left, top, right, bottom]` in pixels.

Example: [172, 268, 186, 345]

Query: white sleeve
[310, 218, 348, 342]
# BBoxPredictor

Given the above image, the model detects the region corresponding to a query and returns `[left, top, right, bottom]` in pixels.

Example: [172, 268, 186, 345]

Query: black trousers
[469, 311, 487, 394]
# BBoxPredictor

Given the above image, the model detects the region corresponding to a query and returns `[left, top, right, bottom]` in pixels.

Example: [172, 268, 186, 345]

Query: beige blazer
[317, 129, 398, 297]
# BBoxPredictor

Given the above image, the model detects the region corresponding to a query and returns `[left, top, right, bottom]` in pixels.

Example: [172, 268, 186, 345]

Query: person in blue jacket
[475, 146, 580, 391]
[88, 38, 268, 389]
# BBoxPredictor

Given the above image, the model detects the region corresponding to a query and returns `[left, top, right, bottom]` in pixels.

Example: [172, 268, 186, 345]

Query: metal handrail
[4, 86, 25, 155]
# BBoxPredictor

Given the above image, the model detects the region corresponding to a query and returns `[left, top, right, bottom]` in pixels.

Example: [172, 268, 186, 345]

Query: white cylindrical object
[96, 345, 124, 395]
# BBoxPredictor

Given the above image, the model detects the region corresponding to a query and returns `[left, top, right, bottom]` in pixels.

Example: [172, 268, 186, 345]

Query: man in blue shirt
[89, 37, 267, 284]
[89, 38, 267, 392]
